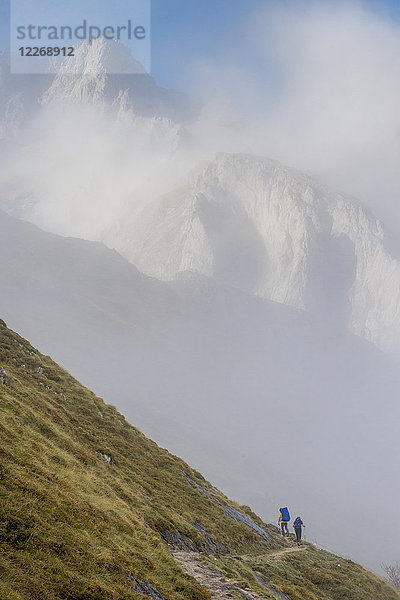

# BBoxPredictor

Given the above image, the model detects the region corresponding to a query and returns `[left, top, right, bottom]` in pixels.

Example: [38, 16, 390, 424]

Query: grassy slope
[0, 319, 398, 600]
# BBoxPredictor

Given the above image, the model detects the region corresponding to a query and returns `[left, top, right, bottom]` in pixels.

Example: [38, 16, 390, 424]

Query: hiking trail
[172, 547, 305, 600]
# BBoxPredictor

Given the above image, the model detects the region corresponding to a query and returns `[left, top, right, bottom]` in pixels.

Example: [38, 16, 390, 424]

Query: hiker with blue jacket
[278, 507, 290, 536]
[293, 516, 305, 545]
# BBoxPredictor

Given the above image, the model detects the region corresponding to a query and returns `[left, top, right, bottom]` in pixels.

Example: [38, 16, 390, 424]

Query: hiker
[278, 507, 290, 536]
[0, 366, 7, 385]
[293, 516, 305, 545]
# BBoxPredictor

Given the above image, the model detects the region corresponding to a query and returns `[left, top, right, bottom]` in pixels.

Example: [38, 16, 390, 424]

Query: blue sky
[152, 0, 400, 89]
[1, 0, 400, 88]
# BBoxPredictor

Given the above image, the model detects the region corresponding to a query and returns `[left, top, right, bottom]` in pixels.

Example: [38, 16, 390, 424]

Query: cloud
[0, 101, 192, 241]
[188, 0, 400, 230]
[3, 2, 400, 239]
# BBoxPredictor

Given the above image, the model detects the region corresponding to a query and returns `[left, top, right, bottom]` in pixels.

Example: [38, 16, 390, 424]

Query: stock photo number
[19, 47, 75, 57]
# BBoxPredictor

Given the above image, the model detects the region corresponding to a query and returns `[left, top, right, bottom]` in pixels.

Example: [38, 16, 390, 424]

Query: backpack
[280, 507, 290, 521]
[294, 517, 302, 528]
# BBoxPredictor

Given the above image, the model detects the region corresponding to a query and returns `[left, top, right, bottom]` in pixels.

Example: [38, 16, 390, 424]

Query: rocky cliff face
[41, 38, 193, 122]
[108, 152, 400, 352]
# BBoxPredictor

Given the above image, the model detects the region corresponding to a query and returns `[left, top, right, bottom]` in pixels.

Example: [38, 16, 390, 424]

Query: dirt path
[172, 547, 304, 600]
[172, 551, 266, 600]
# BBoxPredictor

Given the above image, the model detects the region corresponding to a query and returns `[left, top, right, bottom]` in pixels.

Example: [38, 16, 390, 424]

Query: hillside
[0, 319, 398, 600]
[1, 210, 400, 572]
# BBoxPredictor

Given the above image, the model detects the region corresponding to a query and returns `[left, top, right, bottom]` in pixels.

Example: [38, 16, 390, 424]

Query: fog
[0, 0, 400, 576]
[1, 208, 399, 574]
[186, 1, 400, 232]
[3, 2, 400, 234]
[0, 103, 191, 239]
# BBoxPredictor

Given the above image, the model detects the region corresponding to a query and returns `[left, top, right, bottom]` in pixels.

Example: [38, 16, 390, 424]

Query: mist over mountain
[0, 208, 399, 573]
[0, 52, 52, 140]
[104, 152, 400, 353]
[2, 40, 400, 352]
[0, 37, 399, 574]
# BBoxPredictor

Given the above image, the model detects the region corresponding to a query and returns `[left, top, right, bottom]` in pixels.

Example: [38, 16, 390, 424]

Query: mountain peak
[38, 38, 191, 121]
[56, 38, 147, 77]
[41, 38, 147, 106]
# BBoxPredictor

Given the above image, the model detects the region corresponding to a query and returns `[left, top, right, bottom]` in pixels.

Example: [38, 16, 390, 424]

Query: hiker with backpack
[278, 507, 290, 536]
[293, 516, 305, 545]
[0, 366, 7, 385]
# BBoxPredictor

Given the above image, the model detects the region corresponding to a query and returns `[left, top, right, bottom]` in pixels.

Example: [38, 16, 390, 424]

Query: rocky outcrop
[114, 152, 400, 352]
[127, 575, 168, 600]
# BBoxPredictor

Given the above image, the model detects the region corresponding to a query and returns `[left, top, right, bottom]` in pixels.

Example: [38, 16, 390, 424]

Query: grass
[208, 546, 400, 600]
[0, 318, 398, 600]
